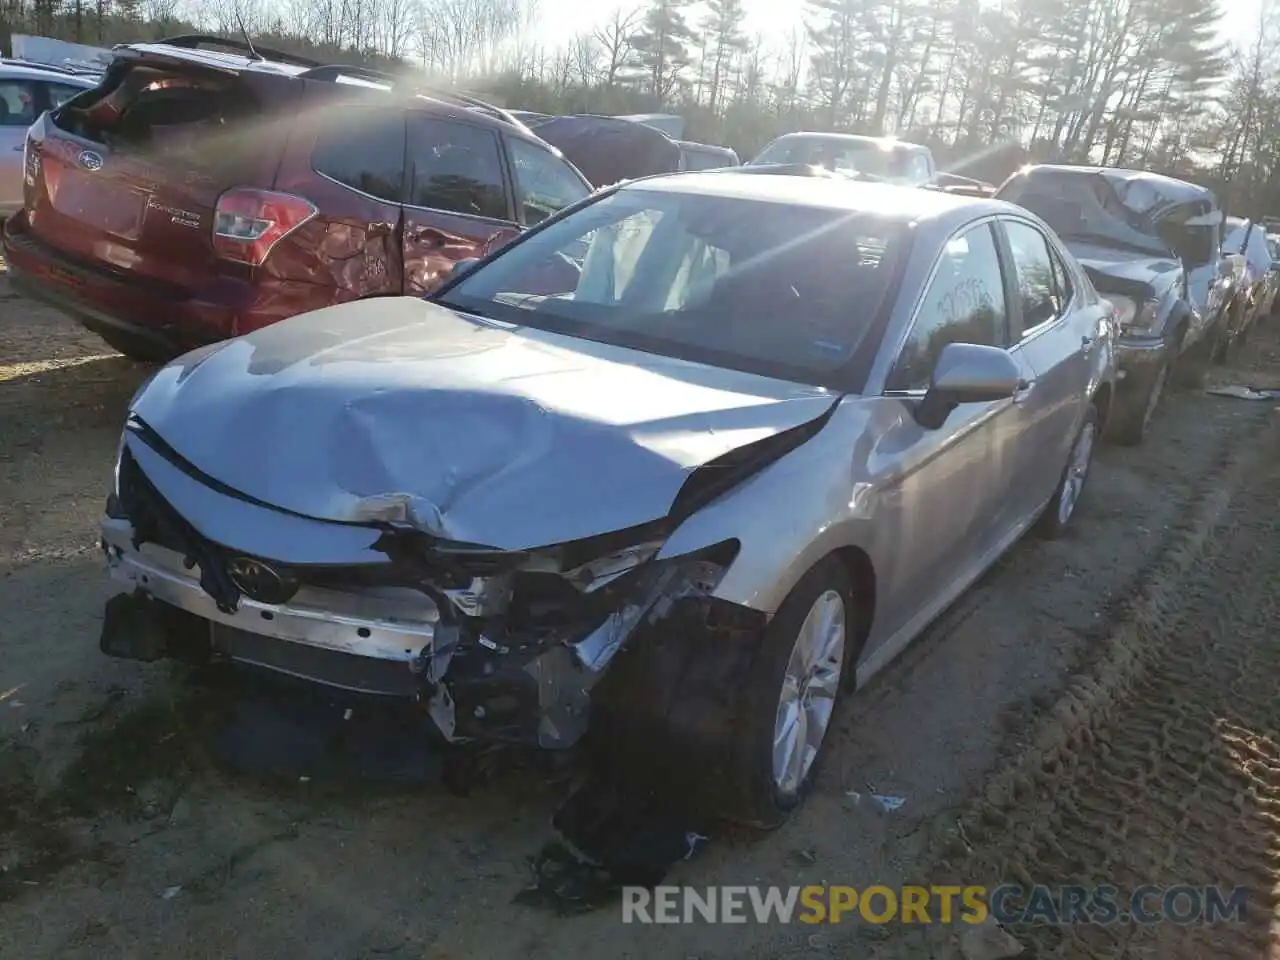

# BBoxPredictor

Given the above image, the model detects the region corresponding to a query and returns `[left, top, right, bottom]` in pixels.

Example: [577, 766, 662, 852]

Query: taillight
[22, 135, 39, 186]
[212, 188, 317, 266]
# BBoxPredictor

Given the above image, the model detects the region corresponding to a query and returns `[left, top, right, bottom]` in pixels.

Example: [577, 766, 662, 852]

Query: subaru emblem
[78, 149, 104, 172]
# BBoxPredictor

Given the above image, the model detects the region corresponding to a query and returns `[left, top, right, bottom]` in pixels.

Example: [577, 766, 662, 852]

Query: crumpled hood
[132, 297, 837, 550]
[1067, 241, 1180, 295]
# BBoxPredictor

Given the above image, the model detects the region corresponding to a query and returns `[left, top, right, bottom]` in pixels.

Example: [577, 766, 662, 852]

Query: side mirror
[915, 342, 1023, 430]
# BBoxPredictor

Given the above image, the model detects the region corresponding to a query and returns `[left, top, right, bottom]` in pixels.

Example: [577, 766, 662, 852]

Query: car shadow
[0, 354, 150, 435]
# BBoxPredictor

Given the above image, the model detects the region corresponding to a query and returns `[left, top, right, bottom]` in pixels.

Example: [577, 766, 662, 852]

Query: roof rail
[0, 56, 99, 76]
[295, 63, 534, 135]
[296, 63, 398, 85]
[152, 34, 322, 68]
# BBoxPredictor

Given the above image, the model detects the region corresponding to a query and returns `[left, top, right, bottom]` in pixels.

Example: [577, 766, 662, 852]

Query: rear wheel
[724, 557, 857, 829]
[1037, 404, 1098, 538]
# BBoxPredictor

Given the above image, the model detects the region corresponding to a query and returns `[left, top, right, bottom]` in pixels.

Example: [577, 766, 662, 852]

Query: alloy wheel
[772, 589, 847, 795]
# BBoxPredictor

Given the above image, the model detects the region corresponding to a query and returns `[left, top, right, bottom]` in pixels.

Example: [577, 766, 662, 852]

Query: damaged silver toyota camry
[100, 171, 1116, 826]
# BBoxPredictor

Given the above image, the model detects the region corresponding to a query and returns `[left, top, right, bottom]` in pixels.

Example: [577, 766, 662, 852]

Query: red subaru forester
[3, 35, 594, 360]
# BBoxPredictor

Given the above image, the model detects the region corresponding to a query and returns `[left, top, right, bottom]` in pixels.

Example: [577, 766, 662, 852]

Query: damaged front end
[100, 416, 770, 753]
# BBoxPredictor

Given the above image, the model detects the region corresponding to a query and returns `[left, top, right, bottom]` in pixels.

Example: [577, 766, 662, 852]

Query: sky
[525, 0, 1266, 67]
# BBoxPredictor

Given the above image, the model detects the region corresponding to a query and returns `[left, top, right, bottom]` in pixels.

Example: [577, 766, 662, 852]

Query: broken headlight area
[377, 530, 742, 749]
[106, 439, 746, 751]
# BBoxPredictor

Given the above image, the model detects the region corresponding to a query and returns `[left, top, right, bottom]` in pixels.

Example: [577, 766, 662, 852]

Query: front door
[402, 114, 520, 294]
[868, 220, 1024, 650]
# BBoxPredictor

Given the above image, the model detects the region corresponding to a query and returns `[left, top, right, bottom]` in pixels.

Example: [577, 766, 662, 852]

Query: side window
[407, 117, 507, 220]
[507, 138, 590, 226]
[908, 152, 931, 183]
[887, 223, 1009, 392]
[1004, 220, 1061, 330]
[0, 80, 37, 126]
[1049, 248, 1073, 306]
[312, 108, 406, 203]
[45, 82, 87, 109]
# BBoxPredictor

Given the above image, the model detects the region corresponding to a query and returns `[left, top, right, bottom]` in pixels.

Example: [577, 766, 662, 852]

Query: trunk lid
[25, 52, 294, 291]
[130, 297, 838, 551]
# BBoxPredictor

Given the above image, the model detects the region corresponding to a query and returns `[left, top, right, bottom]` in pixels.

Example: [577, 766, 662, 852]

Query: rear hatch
[23, 48, 298, 292]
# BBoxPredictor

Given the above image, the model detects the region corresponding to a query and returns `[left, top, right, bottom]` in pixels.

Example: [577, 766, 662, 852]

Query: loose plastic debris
[871, 794, 906, 812]
[1207, 385, 1280, 401]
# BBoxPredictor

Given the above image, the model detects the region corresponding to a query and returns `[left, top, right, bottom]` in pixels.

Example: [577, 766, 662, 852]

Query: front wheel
[1037, 404, 1099, 538]
[723, 558, 857, 829]
[1108, 355, 1169, 447]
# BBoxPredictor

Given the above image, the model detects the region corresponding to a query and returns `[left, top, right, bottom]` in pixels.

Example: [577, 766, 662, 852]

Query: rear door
[24, 55, 290, 292]
[997, 216, 1091, 518]
[296, 100, 406, 298]
[402, 113, 520, 294]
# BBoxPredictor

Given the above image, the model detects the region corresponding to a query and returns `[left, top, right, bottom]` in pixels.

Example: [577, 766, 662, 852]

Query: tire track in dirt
[867, 406, 1280, 959]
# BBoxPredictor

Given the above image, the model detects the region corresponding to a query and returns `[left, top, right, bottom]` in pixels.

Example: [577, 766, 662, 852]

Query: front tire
[1108, 354, 1169, 446]
[724, 558, 857, 829]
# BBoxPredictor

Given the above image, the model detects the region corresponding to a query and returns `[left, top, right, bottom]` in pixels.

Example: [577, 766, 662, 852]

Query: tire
[92, 326, 175, 364]
[1211, 307, 1238, 365]
[722, 557, 858, 829]
[1108, 353, 1169, 446]
[1037, 404, 1099, 538]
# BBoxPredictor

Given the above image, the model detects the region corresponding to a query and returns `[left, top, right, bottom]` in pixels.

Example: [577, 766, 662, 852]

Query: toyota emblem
[78, 149, 104, 172]
[227, 557, 299, 605]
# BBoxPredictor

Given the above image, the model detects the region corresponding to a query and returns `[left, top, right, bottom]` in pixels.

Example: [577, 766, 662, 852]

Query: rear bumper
[2, 212, 306, 355]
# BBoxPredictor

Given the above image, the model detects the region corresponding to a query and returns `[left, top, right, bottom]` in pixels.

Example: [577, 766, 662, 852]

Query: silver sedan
[98, 173, 1117, 826]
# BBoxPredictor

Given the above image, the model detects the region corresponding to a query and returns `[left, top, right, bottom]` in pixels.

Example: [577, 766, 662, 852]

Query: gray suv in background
[997, 165, 1234, 445]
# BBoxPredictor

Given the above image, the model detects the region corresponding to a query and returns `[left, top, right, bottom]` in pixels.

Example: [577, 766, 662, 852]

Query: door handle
[1013, 379, 1036, 404]
[1081, 333, 1098, 352]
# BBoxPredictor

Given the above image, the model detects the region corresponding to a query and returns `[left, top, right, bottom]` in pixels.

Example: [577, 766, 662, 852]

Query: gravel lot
[3, 256, 1280, 959]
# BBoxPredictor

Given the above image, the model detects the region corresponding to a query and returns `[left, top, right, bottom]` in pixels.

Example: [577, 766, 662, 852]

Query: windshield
[751, 137, 914, 181]
[435, 188, 908, 389]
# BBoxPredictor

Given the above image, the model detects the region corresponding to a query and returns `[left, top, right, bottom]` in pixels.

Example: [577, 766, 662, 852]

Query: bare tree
[592, 4, 642, 90]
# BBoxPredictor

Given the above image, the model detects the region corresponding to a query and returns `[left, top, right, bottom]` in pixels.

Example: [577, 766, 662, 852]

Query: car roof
[767, 131, 931, 153]
[121, 42, 311, 77]
[625, 171, 1008, 224]
[1018, 163, 1216, 204]
[116, 43, 548, 143]
[0, 61, 100, 83]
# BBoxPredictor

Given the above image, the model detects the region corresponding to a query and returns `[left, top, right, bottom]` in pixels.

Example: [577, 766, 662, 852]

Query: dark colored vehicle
[997, 164, 1233, 445]
[529, 114, 682, 187]
[3, 36, 593, 361]
[748, 133, 937, 187]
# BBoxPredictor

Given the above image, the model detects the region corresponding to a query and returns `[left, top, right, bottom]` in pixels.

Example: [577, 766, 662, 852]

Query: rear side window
[0, 80, 38, 126]
[406, 117, 508, 220]
[507, 138, 590, 226]
[45, 82, 88, 108]
[313, 108, 406, 203]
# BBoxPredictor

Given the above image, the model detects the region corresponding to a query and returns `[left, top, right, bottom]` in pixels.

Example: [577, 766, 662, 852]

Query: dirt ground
[3, 256, 1280, 959]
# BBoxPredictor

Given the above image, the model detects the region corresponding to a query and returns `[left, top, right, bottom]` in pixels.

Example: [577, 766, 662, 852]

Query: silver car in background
[98, 174, 1116, 826]
[0, 60, 98, 218]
